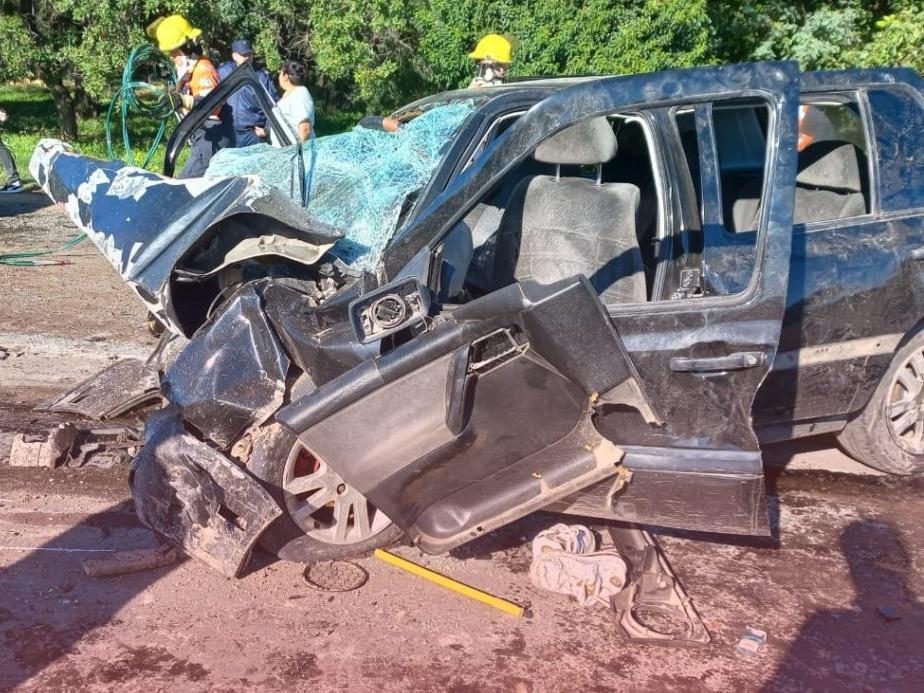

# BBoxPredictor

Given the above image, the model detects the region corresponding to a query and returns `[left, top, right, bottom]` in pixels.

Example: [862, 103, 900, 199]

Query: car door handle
[670, 351, 767, 373]
[911, 248, 924, 261]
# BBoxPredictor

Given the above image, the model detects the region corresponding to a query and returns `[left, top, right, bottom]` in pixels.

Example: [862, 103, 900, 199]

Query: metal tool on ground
[607, 525, 710, 646]
[374, 549, 526, 617]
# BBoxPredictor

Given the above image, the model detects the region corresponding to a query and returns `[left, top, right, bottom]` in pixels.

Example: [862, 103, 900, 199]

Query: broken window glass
[205, 100, 479, 273]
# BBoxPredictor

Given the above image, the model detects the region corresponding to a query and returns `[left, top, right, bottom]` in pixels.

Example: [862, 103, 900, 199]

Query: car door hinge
[672, 269, 704, 300]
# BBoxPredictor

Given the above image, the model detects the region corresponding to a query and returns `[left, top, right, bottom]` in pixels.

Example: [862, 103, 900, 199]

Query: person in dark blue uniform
[218, 39, 279, 147]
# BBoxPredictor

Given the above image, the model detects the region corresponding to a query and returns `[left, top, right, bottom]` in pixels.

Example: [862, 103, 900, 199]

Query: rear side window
[867, 87, 924, 211]
[792, 98, 871, 223]
[714, 105, 769, 233]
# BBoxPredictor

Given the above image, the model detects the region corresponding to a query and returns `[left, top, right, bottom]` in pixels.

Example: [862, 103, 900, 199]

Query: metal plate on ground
[36, 358, 161, 419]
[303, 561, 369, 592]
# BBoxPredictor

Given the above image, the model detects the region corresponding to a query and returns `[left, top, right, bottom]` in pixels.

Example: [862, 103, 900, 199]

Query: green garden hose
[105, 44, 177, 168]
[0, 233, 86, 266]
[2, 46, 175, 267]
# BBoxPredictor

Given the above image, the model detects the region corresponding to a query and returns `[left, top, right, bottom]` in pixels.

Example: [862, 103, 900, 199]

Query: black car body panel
[275, 61, 800, 545]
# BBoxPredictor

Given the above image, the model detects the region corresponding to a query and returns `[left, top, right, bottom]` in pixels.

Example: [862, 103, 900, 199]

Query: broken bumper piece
[36, 358, 161, 419]
[130, 407, 282, 578]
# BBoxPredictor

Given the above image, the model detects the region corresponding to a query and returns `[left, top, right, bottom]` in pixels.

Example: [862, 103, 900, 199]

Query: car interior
[675, 96, 872, 296]
[436, 94, 872, 311]
[439, 113, 660, 306]
[717, 101, 871, 232]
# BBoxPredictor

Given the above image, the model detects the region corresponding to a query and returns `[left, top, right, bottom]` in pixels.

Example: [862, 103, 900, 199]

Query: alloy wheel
[282, 442, 393, 545]
[885, 347, 924, 454]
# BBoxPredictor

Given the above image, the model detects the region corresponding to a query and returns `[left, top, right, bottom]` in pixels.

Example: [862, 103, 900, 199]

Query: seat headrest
[797, 142, 862, 193]
[533, 118, 618, 165]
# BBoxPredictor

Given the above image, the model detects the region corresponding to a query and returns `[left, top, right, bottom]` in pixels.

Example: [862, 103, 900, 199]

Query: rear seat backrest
[793, 141, 866, 223]
[729, 140, 867, 231]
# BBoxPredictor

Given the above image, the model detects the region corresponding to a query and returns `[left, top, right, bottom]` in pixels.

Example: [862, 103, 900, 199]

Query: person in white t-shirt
[257, 60, 315, 146]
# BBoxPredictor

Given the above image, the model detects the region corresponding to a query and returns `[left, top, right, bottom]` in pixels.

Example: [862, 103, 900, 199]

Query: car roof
[394, 65, 923, 117]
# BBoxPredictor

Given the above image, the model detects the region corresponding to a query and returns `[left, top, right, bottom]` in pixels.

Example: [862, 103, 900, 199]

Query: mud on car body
[30, 61, 924, 575]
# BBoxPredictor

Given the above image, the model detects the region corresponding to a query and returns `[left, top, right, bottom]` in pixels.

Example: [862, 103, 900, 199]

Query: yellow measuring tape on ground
[374, 549, 526, 617]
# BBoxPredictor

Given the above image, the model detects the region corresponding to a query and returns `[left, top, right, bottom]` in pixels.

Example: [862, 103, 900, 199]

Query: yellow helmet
[469, 34, 512, 64]
[147, 14, 202, 52]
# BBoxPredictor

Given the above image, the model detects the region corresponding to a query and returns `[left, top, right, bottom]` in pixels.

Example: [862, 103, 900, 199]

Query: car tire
[838, 329, 924, 475]
[249, 423, 404, 563]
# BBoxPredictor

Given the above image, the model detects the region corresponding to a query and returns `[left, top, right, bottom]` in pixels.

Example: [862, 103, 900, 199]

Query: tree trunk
[48, 83, 78, 141]
[74, 79, 99, 119]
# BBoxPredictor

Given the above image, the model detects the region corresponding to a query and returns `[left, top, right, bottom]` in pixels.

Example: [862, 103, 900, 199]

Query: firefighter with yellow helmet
[468, 34, 512, 88]
[146, 14, 233, 178]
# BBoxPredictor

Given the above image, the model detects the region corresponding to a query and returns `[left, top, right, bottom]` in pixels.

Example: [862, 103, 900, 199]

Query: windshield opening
[206, 97, 484, 272]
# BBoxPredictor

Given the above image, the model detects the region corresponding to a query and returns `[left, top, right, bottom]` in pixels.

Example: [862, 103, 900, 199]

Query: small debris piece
[303, 560, 368, 592]
[735, 626, 767, 656]
[66, 426, 140, 469]
[43, 424, 78, 468]
[81, 544, 182, 577]
[36, 358, 160, 419]
[9, 435, 42, 467]
[878, 606, 901, 622]
[9, 424, 77, 468]
[529, 523, 628, 607]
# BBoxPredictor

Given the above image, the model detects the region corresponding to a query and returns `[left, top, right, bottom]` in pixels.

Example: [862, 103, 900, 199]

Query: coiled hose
[0, 47, 176, 266]
[105, 44, 177, 168]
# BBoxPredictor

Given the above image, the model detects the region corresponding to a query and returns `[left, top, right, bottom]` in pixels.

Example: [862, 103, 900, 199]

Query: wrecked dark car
[30, 61, 924, 576]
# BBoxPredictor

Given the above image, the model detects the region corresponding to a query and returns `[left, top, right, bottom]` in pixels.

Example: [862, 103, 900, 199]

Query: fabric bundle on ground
[529, 523, 628, 606]
[205, 101, 477, 272]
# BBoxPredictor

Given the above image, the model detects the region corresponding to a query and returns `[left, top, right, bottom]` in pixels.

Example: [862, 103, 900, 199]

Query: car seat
[490, 117, 646, 304]
[791, 141, 866, 223]
[731, 139, 867, 230]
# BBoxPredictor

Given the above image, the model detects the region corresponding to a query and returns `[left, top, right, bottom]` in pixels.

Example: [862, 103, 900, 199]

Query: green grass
[0, 83, 359, 185]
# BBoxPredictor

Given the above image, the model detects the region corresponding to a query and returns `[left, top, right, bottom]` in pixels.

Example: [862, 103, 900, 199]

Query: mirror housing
[349, 278, 430, 344]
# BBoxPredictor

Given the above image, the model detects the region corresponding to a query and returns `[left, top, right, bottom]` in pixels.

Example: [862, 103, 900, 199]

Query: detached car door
[277, 62, 800, 552]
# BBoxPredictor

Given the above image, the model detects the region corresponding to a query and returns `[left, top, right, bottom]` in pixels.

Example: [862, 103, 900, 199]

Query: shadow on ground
[0, 501, 182, 690]
[0, 191, 50, 220]
[765, 518, 924, 691]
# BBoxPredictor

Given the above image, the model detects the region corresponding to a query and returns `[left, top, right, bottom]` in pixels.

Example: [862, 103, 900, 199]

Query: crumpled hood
[29, 139, 343, 320]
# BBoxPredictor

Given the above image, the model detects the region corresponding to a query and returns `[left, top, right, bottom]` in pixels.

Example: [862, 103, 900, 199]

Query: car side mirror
[348, 278, 430, 344]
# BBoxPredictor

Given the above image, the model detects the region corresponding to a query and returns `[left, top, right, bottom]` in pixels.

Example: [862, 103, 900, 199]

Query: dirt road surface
[2, 193, 924, 692]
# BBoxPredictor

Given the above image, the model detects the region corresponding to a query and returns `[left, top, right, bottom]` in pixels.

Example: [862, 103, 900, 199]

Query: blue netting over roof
[205, 101, 477, 271]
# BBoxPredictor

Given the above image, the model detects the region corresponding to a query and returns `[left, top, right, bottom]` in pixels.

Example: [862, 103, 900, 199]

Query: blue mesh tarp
[206, 101, 476, 271]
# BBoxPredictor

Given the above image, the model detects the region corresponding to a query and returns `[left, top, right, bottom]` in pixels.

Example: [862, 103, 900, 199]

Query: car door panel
[549, 445, 768, 536]
[277, 277, 647, 552]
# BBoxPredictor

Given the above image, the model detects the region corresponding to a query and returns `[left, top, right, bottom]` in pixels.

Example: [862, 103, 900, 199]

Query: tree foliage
[1, 1, 923, 136]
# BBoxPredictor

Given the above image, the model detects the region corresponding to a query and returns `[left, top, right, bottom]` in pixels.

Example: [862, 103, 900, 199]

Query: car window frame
[434, 89, 784, 315]
[481, 90, 781, 314]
